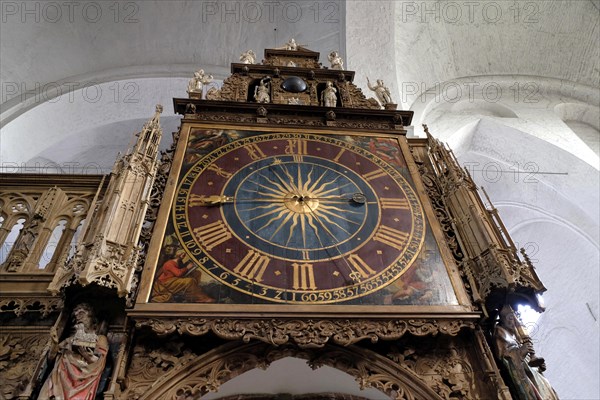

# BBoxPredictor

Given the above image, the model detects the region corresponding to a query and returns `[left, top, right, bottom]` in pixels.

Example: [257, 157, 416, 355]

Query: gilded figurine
[254, 77, 271, 103]
[328, 51, 344, 70]
[38, 303, 109, 400]
[494, 305, 559, 400]
[367, 77, 393, 107]
[187, 69, 213, 96]
[239, 49, 256, 64]
[321, 81, 338, 107]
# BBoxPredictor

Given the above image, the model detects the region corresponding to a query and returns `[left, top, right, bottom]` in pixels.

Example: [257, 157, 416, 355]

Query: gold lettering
[285, 138, 308, 162]
[363, 169, 387, 181]
[333, 148, 346, 162]
[193, 220, 231, 251]
[380, 198, 410, 210]
[292, 263, 317, 290]
[245, 143, 266, 161]
[374, 225, 410, 248]
[347, 254, 376, 279]
[233, 250, 270, 282]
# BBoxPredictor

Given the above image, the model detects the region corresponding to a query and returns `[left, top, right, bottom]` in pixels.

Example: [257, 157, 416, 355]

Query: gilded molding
[135, 318, 475, 349]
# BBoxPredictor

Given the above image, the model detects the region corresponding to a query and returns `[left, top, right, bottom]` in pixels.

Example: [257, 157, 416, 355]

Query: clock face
[174, 133, 425, 303]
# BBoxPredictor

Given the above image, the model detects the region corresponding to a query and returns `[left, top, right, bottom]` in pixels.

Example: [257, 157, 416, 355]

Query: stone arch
[137, 341, 443, 400]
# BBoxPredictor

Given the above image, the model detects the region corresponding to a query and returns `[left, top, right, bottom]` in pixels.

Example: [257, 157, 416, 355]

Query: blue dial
[222, 156, 379, 262]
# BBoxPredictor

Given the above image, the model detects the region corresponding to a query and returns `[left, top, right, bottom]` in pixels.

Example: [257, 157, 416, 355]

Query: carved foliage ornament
[135, 318, 475, 349]
[0, 333, 49, 399]
[117, 340, 443, 400]
[388, 345, 482, 400]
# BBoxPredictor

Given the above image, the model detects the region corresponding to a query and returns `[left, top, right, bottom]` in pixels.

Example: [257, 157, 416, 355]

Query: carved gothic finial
[48, 107, 163, 296]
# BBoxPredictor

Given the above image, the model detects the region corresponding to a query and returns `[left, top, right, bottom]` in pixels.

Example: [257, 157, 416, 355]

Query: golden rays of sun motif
[237, 162, 365, 249]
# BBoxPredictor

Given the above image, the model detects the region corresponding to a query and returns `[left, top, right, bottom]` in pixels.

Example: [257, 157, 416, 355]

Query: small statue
[367, 77, 393, 107]
[187, 69, 213, 96]
[38, 303, 109, 400]
[328, 51, 344, 70]
[285, 38, 298, 51]
[286, 60, 297, 67]
[494, 305, 559, 400]
[254, 77, 271, 103]
[239, 50, 256, 64]
[321, 81, 338, 107]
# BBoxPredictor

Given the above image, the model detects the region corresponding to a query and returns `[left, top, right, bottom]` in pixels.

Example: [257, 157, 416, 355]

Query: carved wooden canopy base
[119, 340, 446, 400]
[135, 318, 476, 349]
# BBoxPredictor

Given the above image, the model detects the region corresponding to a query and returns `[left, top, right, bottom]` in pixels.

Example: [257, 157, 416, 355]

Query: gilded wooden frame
[133, 122, 475, 319]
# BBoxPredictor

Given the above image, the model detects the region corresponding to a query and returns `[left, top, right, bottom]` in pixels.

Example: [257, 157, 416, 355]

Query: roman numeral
[374, 225, 410, 248]
[380, 198, 410, 210]
[347, 254, 376, 281]
[285, 138, 308, 162]
[333, 148, 346, 162]
[292, 263, 317, 290]
[245, 143, 266, 160]
[193, 221, 231, 251]
[234, 250, 270, 282]
[207, 164, 232, 178]
[363, 169, 387, 181]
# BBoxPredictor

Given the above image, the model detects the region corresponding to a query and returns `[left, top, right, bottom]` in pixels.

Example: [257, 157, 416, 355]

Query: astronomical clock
[0, 43, 556, 400]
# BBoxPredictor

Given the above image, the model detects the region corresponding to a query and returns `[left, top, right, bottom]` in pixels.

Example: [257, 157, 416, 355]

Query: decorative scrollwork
[135, 318, 475, 349]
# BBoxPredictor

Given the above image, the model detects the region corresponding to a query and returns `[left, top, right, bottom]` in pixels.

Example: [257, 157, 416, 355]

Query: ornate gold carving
[135, 318, 475, 349]
[339, 81, 380, 109]
[116, 340, 443, 400]
[218, 74, 250, 102]
[0, 333, 49, 399]
[388, 345, 481, 399]
[423, 125, 546, 311]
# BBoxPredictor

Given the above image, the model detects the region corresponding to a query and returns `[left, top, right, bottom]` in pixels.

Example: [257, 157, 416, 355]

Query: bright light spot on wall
[517, 304, 542, 336]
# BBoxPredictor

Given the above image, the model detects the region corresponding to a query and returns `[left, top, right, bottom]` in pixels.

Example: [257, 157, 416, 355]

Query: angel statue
[328, 51, 344, 70]
[239, 50, 256, 64]
[367, 77, 393, 107]
[187, 69, 213, 97]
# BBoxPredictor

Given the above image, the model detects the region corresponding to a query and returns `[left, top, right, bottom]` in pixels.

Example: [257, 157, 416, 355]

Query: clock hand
[189, 194, 286, 206]
[302, 200, 364, 283]
[304, 193, 369, 205]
